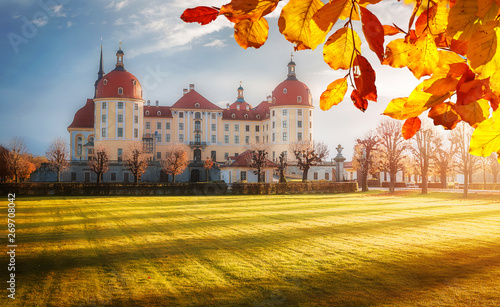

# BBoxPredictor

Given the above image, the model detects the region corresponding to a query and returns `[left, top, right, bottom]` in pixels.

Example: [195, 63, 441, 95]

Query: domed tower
[268, 57, 314, 160]
[93, 43, 145, 161]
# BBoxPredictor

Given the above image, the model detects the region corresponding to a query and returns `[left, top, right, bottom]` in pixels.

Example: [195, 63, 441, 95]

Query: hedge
[0, 182, 228, 197]
[468, 183, 500, 190]
[231, 182, 358, 195]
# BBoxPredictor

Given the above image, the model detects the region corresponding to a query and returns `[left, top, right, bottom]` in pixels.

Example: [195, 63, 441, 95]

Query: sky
[0, 0, 420, 161]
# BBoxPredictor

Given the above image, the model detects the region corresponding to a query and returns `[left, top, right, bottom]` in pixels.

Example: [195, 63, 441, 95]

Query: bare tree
[250, 149, 268, 183]
[432, 135, 455, 188]
[410, 122, 436, 194]
[0, 145, 13, 182]
[18, 154, 36, 182]
[46, 137, 69, 182]
[449, 122, 479, 197]
[123, 141, 150, 183]
[88, 145, 109, 183]
[203, 157, 214, 182]
[488, 153, 499, 184]
[162, 143, 189, 183]
[5, 138, 27, 182]
[376, 120, 406, 193]
[289, 141, 329, 182]
[276, 152, 288, 183]
[352, 132, 378, 191]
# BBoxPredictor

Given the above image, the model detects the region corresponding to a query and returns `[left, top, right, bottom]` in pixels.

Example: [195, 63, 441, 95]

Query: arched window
[297, 96, 302, 103]
[283, 88, 287, 94]
[132, 80, 136, 86]
[145, 110, 149, 115]
[195, 103, 200, 108]
[231, 113, 236, 118]
[103, 79, 108, 85]
[157, 111, 161, 116]
[77, 137, 83, 156]
[195, 112, 201, 119]
[244, 114, 248, 119]
[88, 136, 94, 143]
[195, 120, 201, 131]
[256, 114, 260, 119]
[118, 87, 123, 95]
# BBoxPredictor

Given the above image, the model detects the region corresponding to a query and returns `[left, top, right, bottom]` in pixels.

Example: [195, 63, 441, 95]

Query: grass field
[3, 191, 500, 306]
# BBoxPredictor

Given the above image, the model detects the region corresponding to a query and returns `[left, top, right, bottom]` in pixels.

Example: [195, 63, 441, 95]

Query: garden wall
[0, 182, 228, 196]
[231, 182, 358, 195]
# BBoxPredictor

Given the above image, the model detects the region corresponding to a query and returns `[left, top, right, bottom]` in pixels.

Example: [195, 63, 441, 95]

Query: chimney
[267, 95, 272, 103]
[147, 100, 150, 106]
[155, 100, 159, 107]
[246, 105, 250, 111]
[237, 104, 240, 111]
[183, 88, 188, 95]
[226, 103, 230, 110]
[189, 84, 195, 91]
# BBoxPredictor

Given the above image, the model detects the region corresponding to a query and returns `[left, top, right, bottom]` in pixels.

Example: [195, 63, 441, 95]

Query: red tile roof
[230, 150, 277, 167]
[272, 79, 312, 107]
[96, 69, 142, 100]
[144, 106, 173, 118]
[222, 100, 271, 121]
[171, 90, 222, 110]
[68, 99, 94, 129]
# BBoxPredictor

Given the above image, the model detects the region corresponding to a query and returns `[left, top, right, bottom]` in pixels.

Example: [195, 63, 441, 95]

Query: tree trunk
[361, 171, 369, 192]
[97, 173, 101, 183]
[494, 172, 498, 184]
[302, 167, 309, 182]
[463, 170, 469, 198]
[173, 175, 176, 183]
[389, 171, 396, 193]
[440, 171, 447, 189]
[134, 173, 139, 183]
[421, 173, 428, 194]
[57, 171, 61, 183]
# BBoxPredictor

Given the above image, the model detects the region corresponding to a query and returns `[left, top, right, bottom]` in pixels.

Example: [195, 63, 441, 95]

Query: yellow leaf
[234, 18, 269, 49]
[402, 82, 451, 118]
[382, 38, 411, 68]
[320, 77, 348, 110]
[312, 0, 347, 32]
[467, 20, 500, 79]
[220, 0, 279, 23]
[437, 50, 466, 67]
[323, 27, 362, 70]
[428, 0, 448, 34]
[339, 0, 360, 21]
[383, 97, 408, 120]
[408, 33, 439, 79]
[470, 108, 500, 157]
[278, 0, 325, 50]
[477, 0, 497, 18]
[446, 0, 497, 41]
[489, 71, 500, 97]
[453, 99, 490, 128]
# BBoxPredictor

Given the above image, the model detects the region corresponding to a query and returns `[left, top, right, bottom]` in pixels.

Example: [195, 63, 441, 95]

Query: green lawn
[4, 191, 500, 306]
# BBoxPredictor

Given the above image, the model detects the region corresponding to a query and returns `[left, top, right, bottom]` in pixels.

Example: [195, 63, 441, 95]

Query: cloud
[12, 12, 21, 19]
[115, 0, 129, 11]
[33, 16, 48, 27]
[67, 21, 73, 28]
[52, 5, 67, 17]
[204, 39, 226, 48]
[114, 17, 124, 25]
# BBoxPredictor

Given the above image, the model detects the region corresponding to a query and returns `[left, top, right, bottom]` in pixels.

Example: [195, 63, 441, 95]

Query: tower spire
[115, 40, 125, 71]
[94, 39, 105, 97]
[287, 53, 297, 81]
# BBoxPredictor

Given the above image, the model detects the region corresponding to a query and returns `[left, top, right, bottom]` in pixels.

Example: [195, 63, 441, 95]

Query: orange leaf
[457, 79, 487, 105]
[278, 0, 325, 50]
[351, 89, 368, 112]
[353, 55, 377, 102]
[428, 103, 461, 130]
[477, 0, 497, 18]
[383, 25, 401, 36]
[383, 97, 409, 120]
[450, 39, 468, 56]
[359, 6, 385, 63]
[323, 27, 362, 70]
[453, 99, 490, 127]
[408, 32, 439, 79]
[402, 117, 421, 139]
[181, 6, 219, 25]
[220, 0, 279, 23]
[234, 18, 269, 49]
[383, 38, 410, 68]
[312, 0, 347, 32]
[320, 77, 348, 110]
[422, 77, 459, 97]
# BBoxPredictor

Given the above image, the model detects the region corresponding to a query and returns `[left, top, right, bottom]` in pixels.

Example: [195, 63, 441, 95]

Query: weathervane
[119, 40, 122, 49]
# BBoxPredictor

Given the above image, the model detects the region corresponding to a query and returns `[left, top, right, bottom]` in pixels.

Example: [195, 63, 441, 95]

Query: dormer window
[283, 88, 287, 94]
[103, 79, 108, 85]
[256, 114, 260, 119]
[118, 87, 123, 95]
[244, 114, 249, 119]
[132, 80, 136, 86]
[272, 97, 276, 103]
[145, 110, 150, 115]
[157, 111, 161, 116]
[297, 96, 302, 103]
[231, 113, 236, 118]
[195, 103, 200, 108]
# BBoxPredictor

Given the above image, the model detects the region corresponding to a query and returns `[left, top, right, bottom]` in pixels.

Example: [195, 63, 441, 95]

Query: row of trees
[0, 138, 47, 182]
[354, 120, 499, 197]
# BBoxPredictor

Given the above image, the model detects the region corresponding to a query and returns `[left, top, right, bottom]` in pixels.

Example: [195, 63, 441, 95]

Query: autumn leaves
[181, 0, 500, 163]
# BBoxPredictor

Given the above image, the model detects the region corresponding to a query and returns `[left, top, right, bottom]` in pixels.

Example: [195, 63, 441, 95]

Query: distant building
[63, 45, 315, 182]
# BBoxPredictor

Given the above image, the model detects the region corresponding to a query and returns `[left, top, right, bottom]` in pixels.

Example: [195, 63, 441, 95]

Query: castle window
[179, 123, 184, 130]
[195, 112, 201, 119]
[134, 115, 138, 124]
[224, 124, 229, 131]
[256, 136, 260, 143]
[297, 96, 302, 103]
[272, 97, 276, 103]
[118, 114, 123, 123]
[256, 114, 260, 119]
[134, 103, 138, 110]
[283, 121, 288, 128]
[102, 115, 106, 123]
[211, 135, 216, 143]
[146, 122, 150, 129]
[145, 110, 149, 116]
[77, 137, 82, 156]
[245, 125, 250, 132]
[255, 125, 260, 132]
[235, 124, 239, 132]
[134, 129, 138, 138]
[283, 88, 287, 94]
[245, 136, 250, 144]
[102, 128, 106, 138]
[179, 112, 184, 118]
[283, 109, 288, 116]
[244, 114, 248, 119]
[235, 136, 239, 144]
[298, 132, 302, 141]
[179, 134, 184, 142]
[157, 111, 161, 116]
[231, 113, 235, 118]
[272, 133, 275, 142]
[102, 102, 107, 109]
[118, 87, 123, 95]
[157, 122, 161, 129]
[272, 110, 275, 117]
[298, 109, 302, 116]
[224, 135, 229, 144]
[195, 103, 200, 108]
[132, 80, 136, 86]
[103, 79, 108, 85]
[195, 121, 201, 131]
[241, 171, 247, 181]
[211, 113, 216, 119]
[298, 120, 302, 128]
[212, 124, 216, 131]
[89, 136, 94, 143]
[166, 134, 170, 142]
[118, 102, 123, 109]
[117, 128, 123, 138]
[166, 122, 170, 130]
[283, 132, 288, 141]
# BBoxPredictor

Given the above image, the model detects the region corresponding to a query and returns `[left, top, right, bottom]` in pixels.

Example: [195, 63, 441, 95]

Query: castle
[64, 45, 317, 183]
